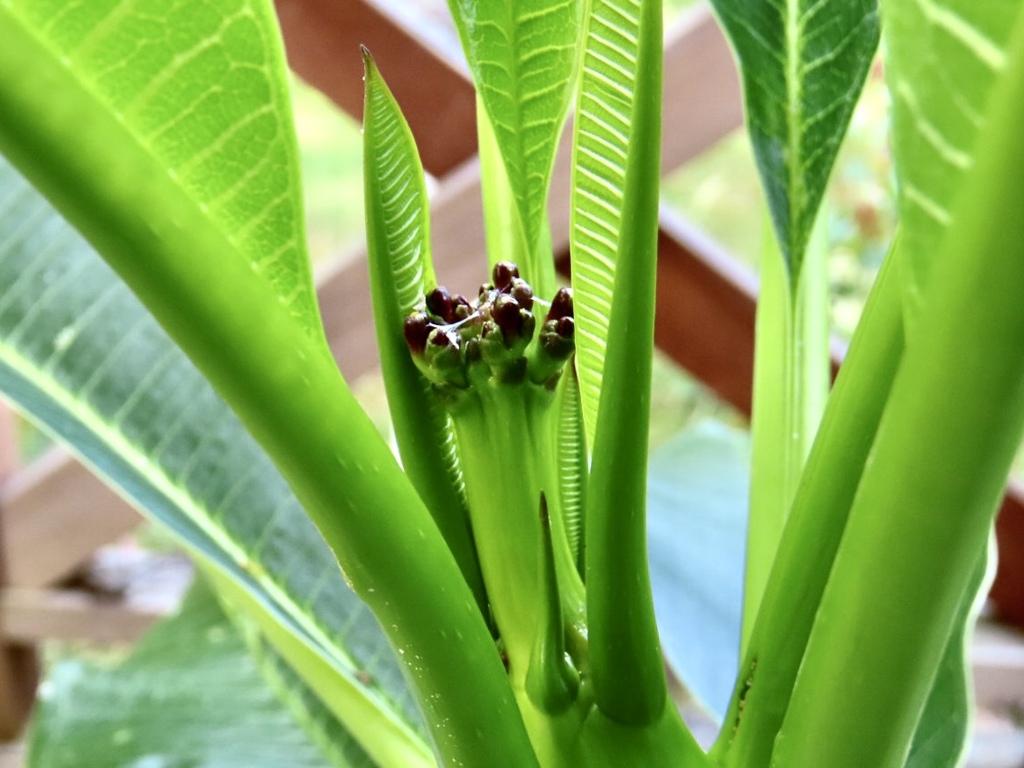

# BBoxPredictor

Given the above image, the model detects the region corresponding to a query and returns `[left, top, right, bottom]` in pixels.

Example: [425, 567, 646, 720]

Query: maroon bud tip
[547, 287, 574, 322]
[492, 261, 519, 291]
[426, 286, 454, 322]
[403, 314, 431, 353]
[556, 316, 575, 338]
[492, 295, 522, 338]
[452, 294, 472, 321]
[428, 327, 455, 348]
[510, 279, 534, 310]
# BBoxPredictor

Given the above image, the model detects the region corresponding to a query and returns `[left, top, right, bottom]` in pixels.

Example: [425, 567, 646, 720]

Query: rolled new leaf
[579, 0, 668, 726]
[362, 49, 488, 617]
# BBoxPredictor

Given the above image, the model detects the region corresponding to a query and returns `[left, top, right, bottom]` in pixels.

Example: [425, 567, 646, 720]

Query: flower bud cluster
[404, 261, 575, 398]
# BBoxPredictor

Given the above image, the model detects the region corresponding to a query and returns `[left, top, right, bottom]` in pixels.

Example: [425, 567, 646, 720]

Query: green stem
[771, 20, 1024, 765]
[714, 238, 905, 767]
[742, 212, 829, 652]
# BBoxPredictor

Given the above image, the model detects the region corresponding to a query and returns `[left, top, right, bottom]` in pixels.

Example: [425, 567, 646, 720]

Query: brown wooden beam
[654, 211, 759, 416]
[274, 0, 476, 177]
[1, 588, 164, 646]
[0, 449, 139, 589]
[0, 404, 38, 742]
[992, 478, 1024, 626]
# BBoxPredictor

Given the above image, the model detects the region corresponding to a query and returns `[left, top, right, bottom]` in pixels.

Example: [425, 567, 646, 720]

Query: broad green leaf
[477, 96, 533, 278]
[362, 51, 486, 614]
[446, 0, 582, 293]
[0, 158, 430, 768]
[581, 0, 666, 726]
[0, 0, 319, 334]
[712, 241, 906, 768]
[648, 421, 749, 720]
[881, 0, 1022, 331]
[0, 3, 537, 761]
[709, 0, 879, 277]
[28, 578, 372, 768]
[769, 23, 1024, 764]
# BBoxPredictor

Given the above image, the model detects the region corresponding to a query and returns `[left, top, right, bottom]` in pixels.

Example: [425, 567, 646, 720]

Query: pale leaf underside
[571, 0, 639, 444]
[448, 0, 581, 269]
[0, 159, 424, 741]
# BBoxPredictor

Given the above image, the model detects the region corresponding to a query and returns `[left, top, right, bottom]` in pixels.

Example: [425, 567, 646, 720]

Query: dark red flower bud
[556, 316, 574, 339]
[492, 261, 519, 291]
[510, 278, 534, 310]
[403, 313, 432, 354]
[492, 295, 522, 339]
[547, 287, 573, 322]
[426, 286, 454, 322]
[428, 327, 455, 348]
[452, 294, 473, 321]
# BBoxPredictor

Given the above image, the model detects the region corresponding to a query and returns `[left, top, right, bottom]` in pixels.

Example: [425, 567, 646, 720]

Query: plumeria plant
[1, 0, 1023, 766]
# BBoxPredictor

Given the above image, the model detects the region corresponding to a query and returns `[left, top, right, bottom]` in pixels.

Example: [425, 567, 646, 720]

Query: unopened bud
[492, 261, 519, 291]
[547, 287, 573, 322]
[452, 294, 473, 321]
[427, 286, 454, 322]
[511, 278, 534, 310]
[403, 313, 432, 355]
[492, 295, 523, 340]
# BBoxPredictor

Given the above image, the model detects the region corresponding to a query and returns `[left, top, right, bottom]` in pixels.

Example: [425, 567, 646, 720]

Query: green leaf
[581, 0, 667, 727]
[477, 96, 534, 279]
[27, 578, 372, 768]
[361, 51, 486, 615]
[709, 0, 879, 277]
[569, 0, 665, 445]
[0, 3, 536, 762]
[742, 211, 829, 648]
[713, 239, 906, 768]
[647, 421, 750, 719]
[0, 0, 319, 334]
[555, 363, 587, 576]
[881, 0, 1023, 331]
[769, 19, 1024, 764]
[0, 158, 431, 767]
[446, 0, 582, 293]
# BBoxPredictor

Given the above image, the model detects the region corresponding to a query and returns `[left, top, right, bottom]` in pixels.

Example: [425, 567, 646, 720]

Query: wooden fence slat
[0, 450, 139, 589]
[0, 588, 162, 646]
[275, 0, 476, 177]
[0, 404, 38, 742]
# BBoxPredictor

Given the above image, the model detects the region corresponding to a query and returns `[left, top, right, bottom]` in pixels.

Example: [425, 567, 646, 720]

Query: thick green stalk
[771, 20, 1024, 765]
[584, 0, 667, 727]
[0, 12, 537, 766]
[448, 380, 590, 766]
[449, 383, 584, 683]
[742, 213, 830, 651]
[714, 239, 904, 766]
